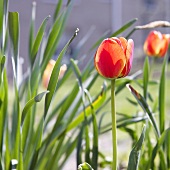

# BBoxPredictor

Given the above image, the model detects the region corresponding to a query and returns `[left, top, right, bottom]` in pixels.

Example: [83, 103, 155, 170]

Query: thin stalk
[111, 79, 117, 170]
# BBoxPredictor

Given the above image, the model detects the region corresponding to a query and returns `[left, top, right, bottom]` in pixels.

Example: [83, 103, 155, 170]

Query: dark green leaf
[127, 125, 146, 170]
[148, 127, 170, 169]
[127, 84, 160, 137]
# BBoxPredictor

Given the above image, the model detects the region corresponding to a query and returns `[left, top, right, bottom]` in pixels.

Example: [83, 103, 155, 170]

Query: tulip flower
[144, 31, 170, 57]
[94, 37, 134, 170]
[94, 37, 134, 79]
[43, 59, 67, 88]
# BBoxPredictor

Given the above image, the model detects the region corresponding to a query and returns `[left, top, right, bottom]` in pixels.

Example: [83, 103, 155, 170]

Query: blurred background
[9, 0, 170, 69]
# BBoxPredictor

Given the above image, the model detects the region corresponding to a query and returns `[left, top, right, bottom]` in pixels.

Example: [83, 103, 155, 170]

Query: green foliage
[0, 0, 169, 169]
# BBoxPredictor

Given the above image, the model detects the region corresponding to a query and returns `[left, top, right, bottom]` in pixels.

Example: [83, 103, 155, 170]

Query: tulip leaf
[127, 84, 160, 137]
[29, 1, 36, 58]
[0, 0, 3, 37]
[21, 91, 49, 126]
[159, 56, 167, 134]
[44, 28, 79, 119]
[148, 127, 170, 169]
[41, 3, 73, 72]
[53, 0, 63, 22]
[143, 57, 149, 100]
[111, 18, 138, 37]
[127, 125, 146, 170]
[66, 82, 106, 132]
[30, 15, 50, 66]
[78, 162, 94, 170]
[8, 12, 19, 61]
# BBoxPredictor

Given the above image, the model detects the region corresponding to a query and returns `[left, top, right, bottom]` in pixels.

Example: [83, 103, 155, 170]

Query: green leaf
[66, 82, 106, 132]
[143, 57, 149, 100]
[167, 126, 170, 168]
[110, 18, 138, 37]
[0, 0, 3, 37]
[127, 125, 146, 170]
[21, 91, 49, 126]
[127, 84, 160, 137]
[53, 0, 63, 22]
[44, 28, 79, 119]
[78, 162, 94, 170]
[8, 12, 19, 61]
[159, 56, 167, 134]
[70, 59, 81, 81]
[41, 4, 73, 72]
[29, 1, 36, 58]
[11, 65, 21, 161]
[84, 90, 98, 169]
[148, 127, 170, 169]
[30, 15, 50, 66]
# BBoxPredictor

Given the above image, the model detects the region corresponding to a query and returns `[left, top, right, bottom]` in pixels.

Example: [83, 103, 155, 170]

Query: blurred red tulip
[144, 31, 170, 57]
[94, 37, 134, 79]
[43, 59, 67, 88]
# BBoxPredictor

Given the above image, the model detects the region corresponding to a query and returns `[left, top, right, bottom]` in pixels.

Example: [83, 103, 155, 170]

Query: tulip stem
[111, 79, 117, 170]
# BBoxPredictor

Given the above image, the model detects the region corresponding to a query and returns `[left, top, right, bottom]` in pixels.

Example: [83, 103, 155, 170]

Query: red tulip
[144, 31, 170, 57]
[94, 37, 134, 79]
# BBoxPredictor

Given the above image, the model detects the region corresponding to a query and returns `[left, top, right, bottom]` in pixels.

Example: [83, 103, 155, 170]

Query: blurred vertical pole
[111, 0, 122, 32]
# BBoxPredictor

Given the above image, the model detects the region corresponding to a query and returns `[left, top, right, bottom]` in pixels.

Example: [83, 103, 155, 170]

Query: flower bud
[43, 59, 67, 88]
[144, 30, 170, 57]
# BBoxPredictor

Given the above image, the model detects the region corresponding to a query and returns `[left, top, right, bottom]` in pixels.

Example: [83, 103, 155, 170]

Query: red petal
[120, 39, 134, 77]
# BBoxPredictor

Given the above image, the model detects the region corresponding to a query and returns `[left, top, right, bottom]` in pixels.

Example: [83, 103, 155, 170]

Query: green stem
[111, 79, 117, 170]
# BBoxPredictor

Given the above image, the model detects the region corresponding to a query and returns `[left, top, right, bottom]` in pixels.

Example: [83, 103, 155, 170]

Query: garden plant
[0, 0, 170, 170]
